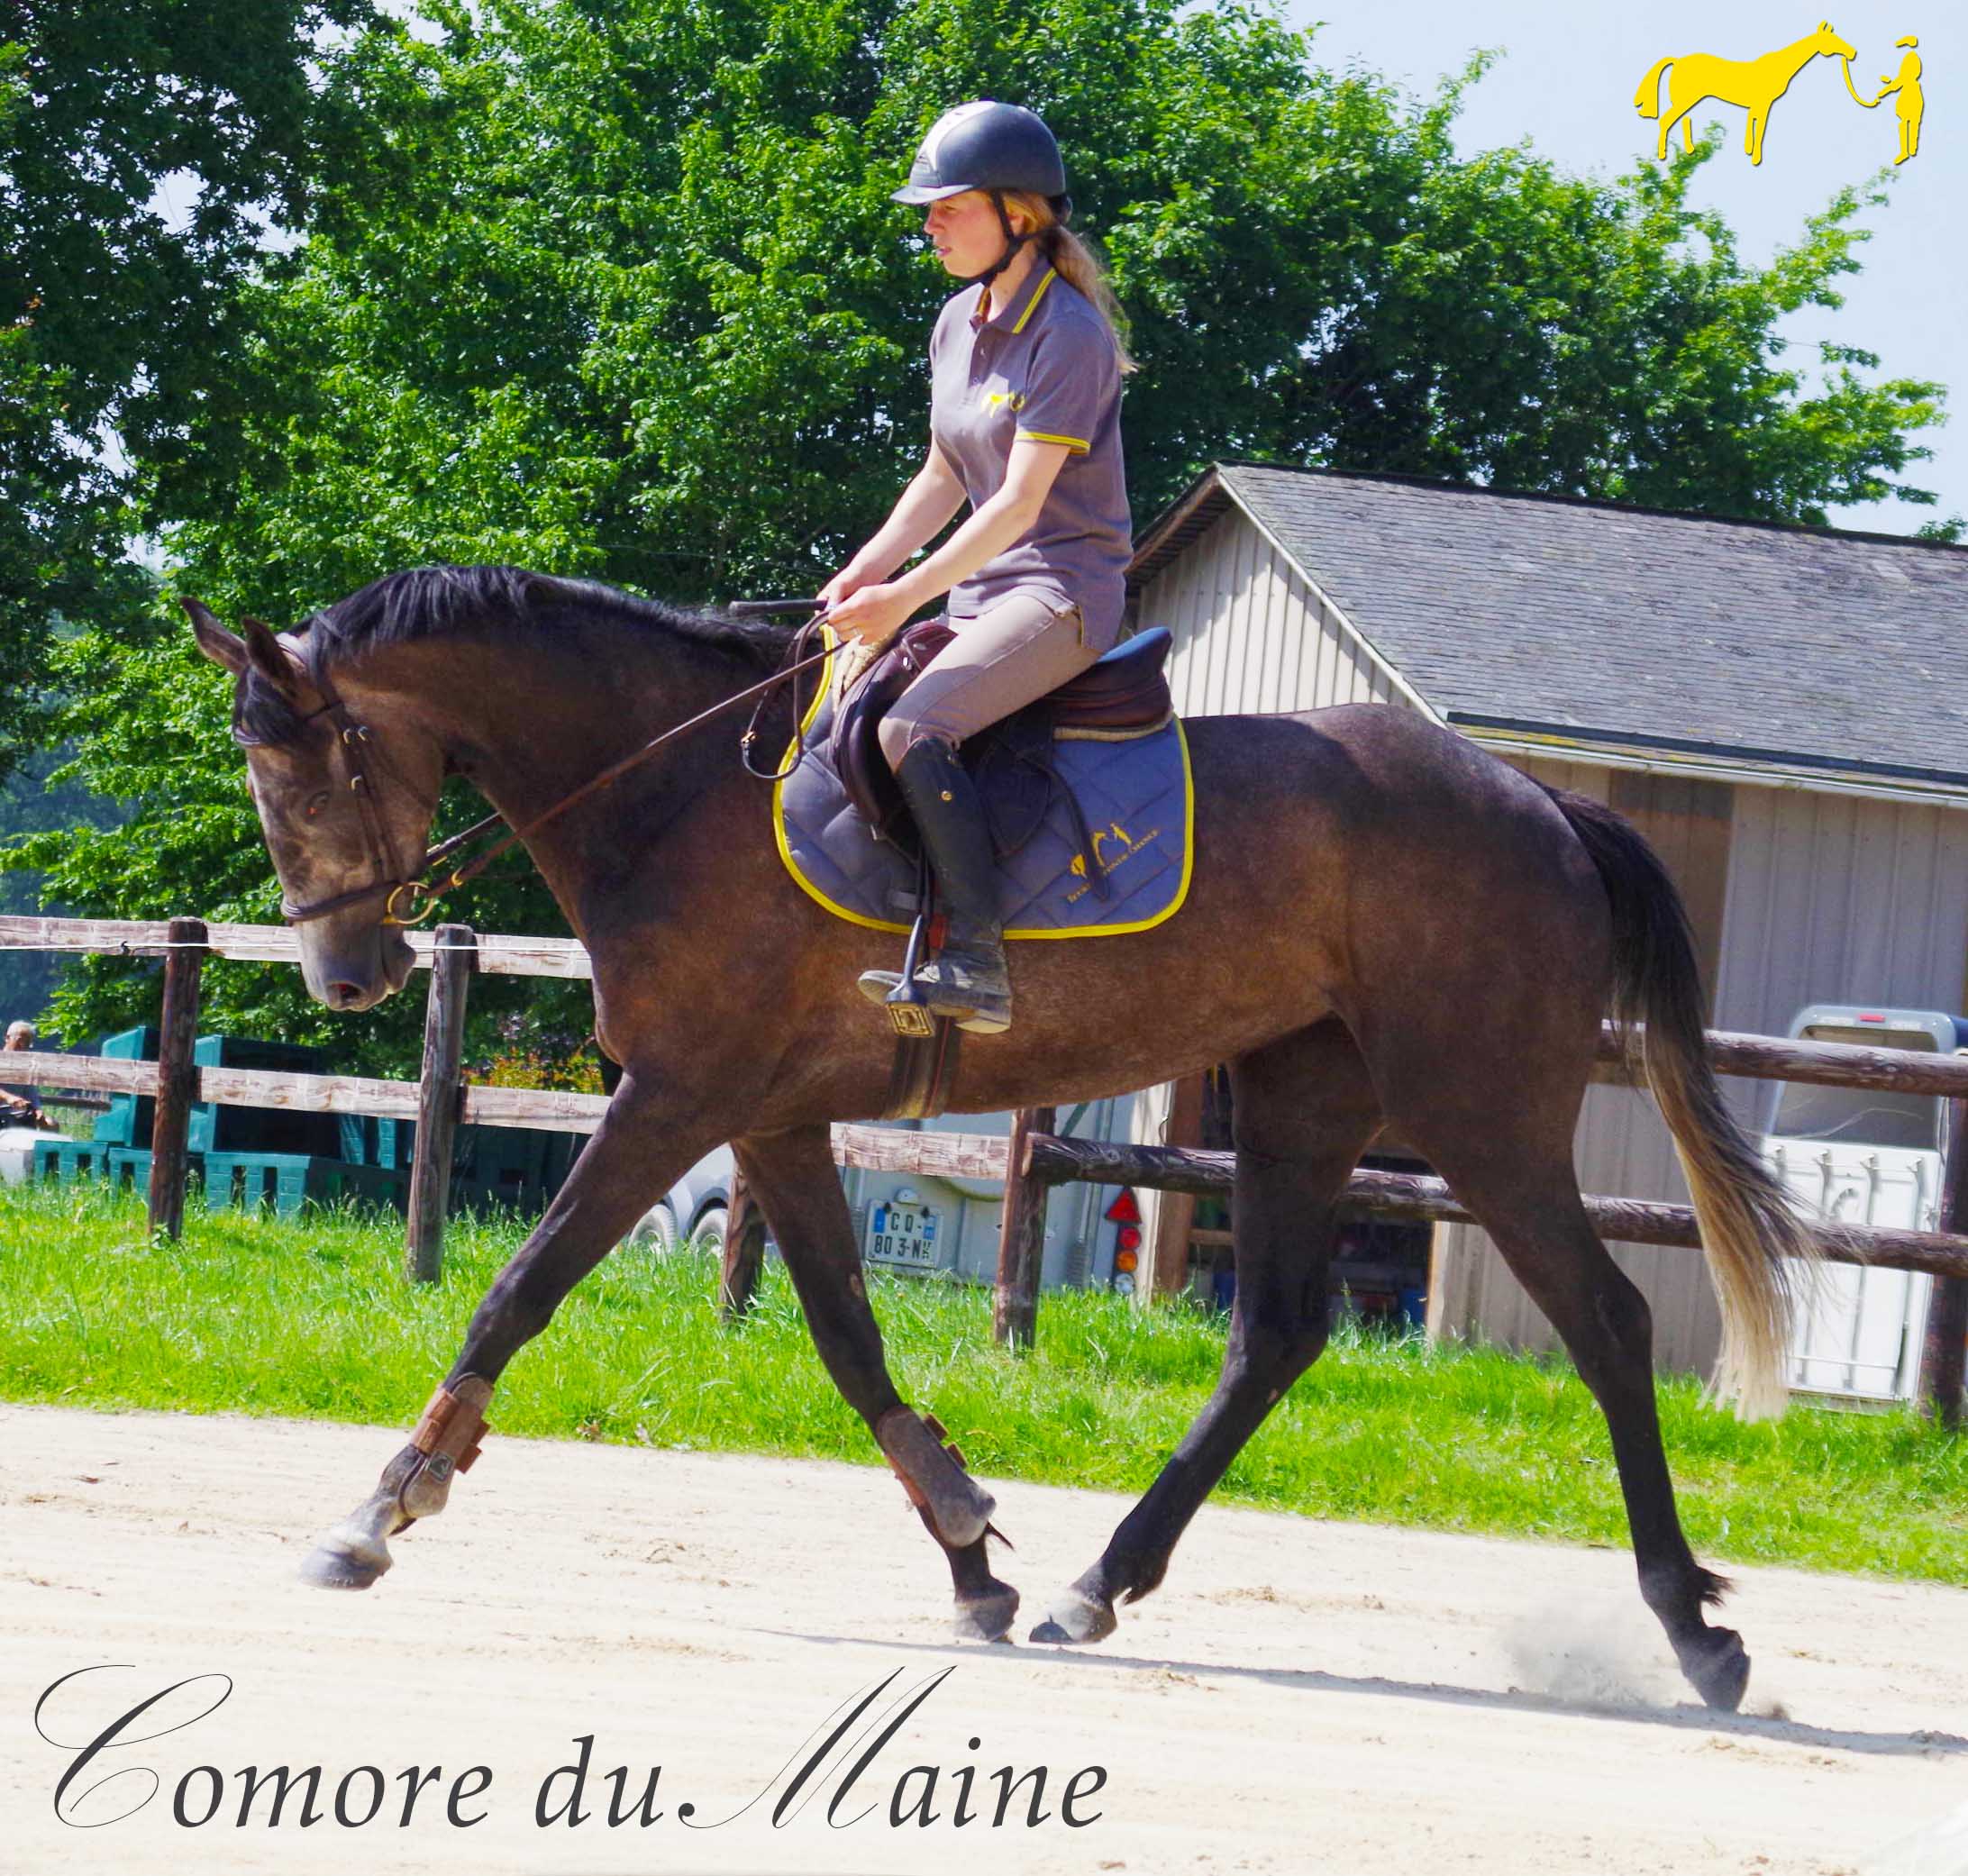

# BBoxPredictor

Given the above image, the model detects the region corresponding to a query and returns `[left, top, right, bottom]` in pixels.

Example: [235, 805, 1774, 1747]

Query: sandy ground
[2, 1403, 1963, 1876]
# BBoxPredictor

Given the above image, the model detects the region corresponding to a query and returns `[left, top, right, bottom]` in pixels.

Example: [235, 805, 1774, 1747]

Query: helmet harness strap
[961, 188, 1037, 289]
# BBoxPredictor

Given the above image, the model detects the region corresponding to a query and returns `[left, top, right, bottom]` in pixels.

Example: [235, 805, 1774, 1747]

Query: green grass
[1, 1179, 1962, 1581]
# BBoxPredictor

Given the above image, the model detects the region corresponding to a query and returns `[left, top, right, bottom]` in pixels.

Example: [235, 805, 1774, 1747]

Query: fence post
[719, 1162, 768, 1322]
[1146, 1070, 1205, 1300]
[146, 916, 206, 1239]
[993, 1105, 1056, 1350]
[1923, 1094, 1968, 1429]
[405, 923, 475, 1284]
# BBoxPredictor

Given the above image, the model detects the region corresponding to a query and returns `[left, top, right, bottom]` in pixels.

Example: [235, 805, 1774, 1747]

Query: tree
[0, 0, 377, 781]
[9, 0, 1950, 1065]
[0, 736, 123, 1030]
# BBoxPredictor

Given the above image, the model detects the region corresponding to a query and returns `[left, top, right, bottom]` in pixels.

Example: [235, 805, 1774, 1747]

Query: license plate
[866, 1198, 940, 1270]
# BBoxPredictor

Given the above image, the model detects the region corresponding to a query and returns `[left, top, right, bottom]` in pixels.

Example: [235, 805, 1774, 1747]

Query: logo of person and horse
[1636, 20, 1926, 166]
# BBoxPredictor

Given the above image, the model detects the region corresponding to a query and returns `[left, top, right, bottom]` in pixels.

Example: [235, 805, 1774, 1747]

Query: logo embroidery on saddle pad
[771, 667, 1194, 939]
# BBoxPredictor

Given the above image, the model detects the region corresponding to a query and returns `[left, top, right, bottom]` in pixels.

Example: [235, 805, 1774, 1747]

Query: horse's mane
[233, 564, 795, 746]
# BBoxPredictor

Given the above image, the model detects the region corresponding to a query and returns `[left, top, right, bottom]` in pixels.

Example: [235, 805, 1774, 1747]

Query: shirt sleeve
[1013, 313, 1115, 454]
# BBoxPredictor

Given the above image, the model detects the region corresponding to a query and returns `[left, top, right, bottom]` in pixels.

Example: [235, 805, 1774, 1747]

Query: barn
[1115, 462, 1968, 1381]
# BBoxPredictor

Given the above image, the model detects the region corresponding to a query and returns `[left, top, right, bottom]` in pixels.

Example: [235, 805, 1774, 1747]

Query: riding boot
[855, 739, 1013, 1034]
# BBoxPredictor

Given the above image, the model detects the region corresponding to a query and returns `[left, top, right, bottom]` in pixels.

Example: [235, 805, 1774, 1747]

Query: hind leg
[1377, 1037, 1752, 1711]
[1033, 1021, 1381, 1645]
[1454, 1161, 1745, 1708]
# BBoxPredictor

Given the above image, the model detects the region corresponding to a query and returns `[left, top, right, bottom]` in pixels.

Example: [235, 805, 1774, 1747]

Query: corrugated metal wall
[1143, 505, 1406, 714]
[1711, 788, 1968, 1057]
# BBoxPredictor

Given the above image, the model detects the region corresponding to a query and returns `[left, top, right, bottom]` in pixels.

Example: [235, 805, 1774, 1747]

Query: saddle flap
[832, 619, 956, 855]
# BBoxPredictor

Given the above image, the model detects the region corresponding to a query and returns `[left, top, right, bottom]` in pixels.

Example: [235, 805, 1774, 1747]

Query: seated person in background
[2, 1020, 46, 1126]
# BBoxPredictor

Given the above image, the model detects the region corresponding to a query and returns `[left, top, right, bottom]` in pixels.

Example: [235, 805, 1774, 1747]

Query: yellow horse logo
[1069, 821, 1136, 879]
[1635, 19, 1857, 164]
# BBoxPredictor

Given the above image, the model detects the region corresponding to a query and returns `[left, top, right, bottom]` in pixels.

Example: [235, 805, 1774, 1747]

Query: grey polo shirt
[927, 265, 1133, 651]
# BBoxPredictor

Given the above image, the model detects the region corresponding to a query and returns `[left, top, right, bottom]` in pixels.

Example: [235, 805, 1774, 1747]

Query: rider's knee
[877, 714, 954, 772]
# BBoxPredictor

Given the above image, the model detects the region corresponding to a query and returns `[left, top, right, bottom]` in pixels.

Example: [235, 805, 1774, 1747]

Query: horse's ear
[241, 615, 299, 697]
[183, 597, 249, 676]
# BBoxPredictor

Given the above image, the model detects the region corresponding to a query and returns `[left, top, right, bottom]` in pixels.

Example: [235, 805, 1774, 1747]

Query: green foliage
[1, 0, 380, 780]
[0, 741, 123, 1030]
[2, 1179, 1961, 1580]
[8, 0, 1950, 1062]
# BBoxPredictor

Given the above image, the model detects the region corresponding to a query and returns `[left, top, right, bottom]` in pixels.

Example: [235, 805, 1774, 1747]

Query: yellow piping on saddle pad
[770, 624, 1195, 939]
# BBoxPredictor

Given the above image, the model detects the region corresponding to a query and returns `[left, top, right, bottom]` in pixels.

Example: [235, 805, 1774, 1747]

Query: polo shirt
[927, 263, 1133, 651]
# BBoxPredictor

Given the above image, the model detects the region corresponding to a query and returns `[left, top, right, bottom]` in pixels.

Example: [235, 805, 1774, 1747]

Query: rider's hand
[825, 581, 916, 650]
[818, 565, 875, 612]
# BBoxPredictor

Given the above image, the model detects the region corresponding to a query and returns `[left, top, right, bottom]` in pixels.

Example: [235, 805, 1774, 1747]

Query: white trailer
[1761, 1004, 1958, 1403]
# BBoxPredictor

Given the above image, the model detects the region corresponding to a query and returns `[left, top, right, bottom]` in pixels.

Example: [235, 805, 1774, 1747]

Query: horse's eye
[304, 791, 331, 820]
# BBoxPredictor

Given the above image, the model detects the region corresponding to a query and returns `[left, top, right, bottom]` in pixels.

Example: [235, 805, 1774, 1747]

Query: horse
[1634, 21, 1857, 165]
[185, 563, 1820, 1713]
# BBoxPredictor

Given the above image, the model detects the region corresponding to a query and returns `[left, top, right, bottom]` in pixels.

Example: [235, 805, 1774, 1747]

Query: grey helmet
[892, 101, 1071, 286]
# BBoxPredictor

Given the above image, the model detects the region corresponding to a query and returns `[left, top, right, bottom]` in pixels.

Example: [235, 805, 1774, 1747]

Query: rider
[822, 101, 1135, 1035]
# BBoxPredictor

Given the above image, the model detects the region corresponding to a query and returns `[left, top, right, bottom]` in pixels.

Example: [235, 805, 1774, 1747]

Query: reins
[280, 603, 841, 928]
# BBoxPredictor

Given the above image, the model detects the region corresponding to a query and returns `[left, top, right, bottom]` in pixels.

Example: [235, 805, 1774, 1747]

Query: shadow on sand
[758, 1627, 1966, 1761]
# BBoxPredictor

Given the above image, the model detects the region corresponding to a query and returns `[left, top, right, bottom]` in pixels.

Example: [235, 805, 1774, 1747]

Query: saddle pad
[772, 660, 1193, 940]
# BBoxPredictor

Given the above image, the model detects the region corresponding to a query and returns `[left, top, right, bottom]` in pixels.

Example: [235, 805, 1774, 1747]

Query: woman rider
[821, 100, 1134, 1036]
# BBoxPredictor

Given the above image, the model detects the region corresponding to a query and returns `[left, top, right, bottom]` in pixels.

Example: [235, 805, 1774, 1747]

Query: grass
[0, 1179, 1963, 1582]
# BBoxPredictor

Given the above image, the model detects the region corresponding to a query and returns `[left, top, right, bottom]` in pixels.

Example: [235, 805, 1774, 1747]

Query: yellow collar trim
[1010, 267, 1059, 334]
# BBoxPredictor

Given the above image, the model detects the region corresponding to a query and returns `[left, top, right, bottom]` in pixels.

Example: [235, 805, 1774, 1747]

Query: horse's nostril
[327, 980, 364, 1008]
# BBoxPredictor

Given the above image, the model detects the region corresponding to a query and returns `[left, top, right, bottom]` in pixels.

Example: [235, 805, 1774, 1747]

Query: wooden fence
[2, 912, 1964, 1424]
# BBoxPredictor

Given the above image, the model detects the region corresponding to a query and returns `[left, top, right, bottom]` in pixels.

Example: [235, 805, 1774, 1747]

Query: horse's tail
[1634, 55, 1672, 116]
[1542, 786, 1815, 1420]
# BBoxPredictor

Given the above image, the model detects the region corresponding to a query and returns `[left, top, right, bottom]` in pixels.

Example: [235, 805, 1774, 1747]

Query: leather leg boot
[857, 739, 1012, 1034]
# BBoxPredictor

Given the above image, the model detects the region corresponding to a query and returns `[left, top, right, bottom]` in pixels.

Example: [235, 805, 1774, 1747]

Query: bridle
[275, 608, 841, 928]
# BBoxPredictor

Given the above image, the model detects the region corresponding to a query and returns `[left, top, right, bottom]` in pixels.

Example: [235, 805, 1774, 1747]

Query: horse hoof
[1029, 1587, 1116, 1646]
[953, 1581, 1020, 1644]
[1684, 1627, 1751, 1712]
[299, 1524, 394, 1590]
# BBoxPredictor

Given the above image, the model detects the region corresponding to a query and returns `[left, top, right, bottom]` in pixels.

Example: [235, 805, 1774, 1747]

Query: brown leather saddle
[831, 620, 1174, 877]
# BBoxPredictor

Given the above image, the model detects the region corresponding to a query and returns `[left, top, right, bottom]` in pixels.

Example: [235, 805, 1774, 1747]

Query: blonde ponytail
[1002, 191, 1137, 373]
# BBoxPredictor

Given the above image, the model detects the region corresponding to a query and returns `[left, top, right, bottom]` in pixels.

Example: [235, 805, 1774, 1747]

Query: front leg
[733, 1123, 1018, 1643]
[301, 1070, 733, 1589]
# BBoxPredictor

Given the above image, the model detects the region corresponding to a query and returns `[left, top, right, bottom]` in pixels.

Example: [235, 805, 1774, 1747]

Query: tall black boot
[856, 740, 1013, 1034]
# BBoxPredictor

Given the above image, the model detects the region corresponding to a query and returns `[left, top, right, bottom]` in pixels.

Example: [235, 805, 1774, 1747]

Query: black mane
[233, 564, 796, 746]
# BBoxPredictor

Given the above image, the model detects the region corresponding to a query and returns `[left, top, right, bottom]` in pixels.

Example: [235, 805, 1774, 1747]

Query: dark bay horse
[186, 564, 1818, 1712]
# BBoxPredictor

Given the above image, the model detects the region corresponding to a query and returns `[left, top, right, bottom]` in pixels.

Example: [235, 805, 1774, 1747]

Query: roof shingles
[1201, 465, 1968, 785]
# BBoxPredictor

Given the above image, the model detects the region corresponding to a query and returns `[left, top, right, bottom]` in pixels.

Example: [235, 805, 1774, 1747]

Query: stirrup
[857, 956, 1010, 1034]
[859, 967, 936, 1036]
[860, 895, 942, 1037]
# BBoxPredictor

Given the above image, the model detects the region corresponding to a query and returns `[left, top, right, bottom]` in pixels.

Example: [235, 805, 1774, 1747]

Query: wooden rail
[1596, 1023, 1968, 1098]
[5, 912, 1965, 1418]
[0, 914, 590, 979]
[1021, 1138, 1968, 1282]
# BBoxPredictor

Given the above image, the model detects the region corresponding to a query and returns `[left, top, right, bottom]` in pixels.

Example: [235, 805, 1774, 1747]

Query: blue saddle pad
[772, 673, 1193, 939]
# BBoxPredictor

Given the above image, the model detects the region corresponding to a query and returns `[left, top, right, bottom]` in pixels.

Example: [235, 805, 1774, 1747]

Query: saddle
[832, 620, 1174, 873]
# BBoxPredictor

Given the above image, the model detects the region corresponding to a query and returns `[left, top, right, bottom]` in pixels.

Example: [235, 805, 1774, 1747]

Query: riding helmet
[892, 100, 1071, 219]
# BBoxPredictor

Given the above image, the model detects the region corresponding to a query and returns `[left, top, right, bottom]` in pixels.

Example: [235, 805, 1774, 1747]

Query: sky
[1282, 0, 1962, 534]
